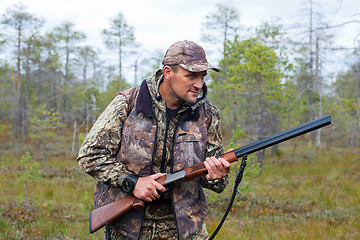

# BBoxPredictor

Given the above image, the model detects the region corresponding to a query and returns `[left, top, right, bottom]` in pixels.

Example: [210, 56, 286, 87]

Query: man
[77, 40, 231, 240]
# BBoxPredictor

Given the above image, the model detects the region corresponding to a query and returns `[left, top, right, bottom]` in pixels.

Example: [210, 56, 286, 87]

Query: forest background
[0, 0, 359, 239]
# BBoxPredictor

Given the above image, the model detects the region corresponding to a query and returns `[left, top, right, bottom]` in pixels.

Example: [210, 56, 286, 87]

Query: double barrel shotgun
[89, 114, 332, 234]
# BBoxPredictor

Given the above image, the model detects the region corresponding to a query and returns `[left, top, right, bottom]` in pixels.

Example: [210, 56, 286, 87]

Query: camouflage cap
[162, 40, 219, 72]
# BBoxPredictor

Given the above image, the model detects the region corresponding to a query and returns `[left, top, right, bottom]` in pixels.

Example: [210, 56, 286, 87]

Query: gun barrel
[234, 115, 331, 158]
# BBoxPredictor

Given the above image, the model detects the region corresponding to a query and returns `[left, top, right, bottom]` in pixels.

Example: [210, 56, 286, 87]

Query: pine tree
[102, 12, 137, 91]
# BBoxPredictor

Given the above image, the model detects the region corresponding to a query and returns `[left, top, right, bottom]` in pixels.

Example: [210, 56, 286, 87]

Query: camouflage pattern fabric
[106, 218, 209, 240]
[77, 70, 228, 240]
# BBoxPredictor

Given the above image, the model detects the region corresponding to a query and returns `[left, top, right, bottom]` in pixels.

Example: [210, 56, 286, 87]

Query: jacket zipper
[160, 116, 171, 173]
[138, 118, 158, 240]
[170, 116, 183, 240]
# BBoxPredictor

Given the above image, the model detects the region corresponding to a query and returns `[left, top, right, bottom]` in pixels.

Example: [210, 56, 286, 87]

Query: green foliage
[0, 123, 10, 135]
[329, 62, 360, 146]
[1, 3, 37, 30]
[232, 125, 244, 139]
[78, 132, 85, 149]
[17, 152, 41, 200]
[29, 104, 63, 167]
[237, 154, 261, 193]
[29, 104, 62, 141]
[210, 35, 287, 143]
[228, 125, 244, 149]
[98, 77, 133, 112]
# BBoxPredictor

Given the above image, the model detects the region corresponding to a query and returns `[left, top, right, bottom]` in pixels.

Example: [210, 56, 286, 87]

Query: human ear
[163, 66, 172, 80]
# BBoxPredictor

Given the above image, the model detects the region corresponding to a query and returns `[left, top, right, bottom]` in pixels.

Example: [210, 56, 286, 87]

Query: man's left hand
[204, 156, 231, 181]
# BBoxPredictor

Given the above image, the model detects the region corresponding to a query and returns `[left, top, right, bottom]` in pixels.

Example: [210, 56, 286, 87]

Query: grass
[0, 127, 103, 240]
[205, 145, 360, 239]
[0, 126, 359, 239]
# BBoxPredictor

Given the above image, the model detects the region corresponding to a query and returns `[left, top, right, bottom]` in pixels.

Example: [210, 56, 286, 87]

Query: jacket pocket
[173, 132, 206, 171]
[175, 132, 203, 142]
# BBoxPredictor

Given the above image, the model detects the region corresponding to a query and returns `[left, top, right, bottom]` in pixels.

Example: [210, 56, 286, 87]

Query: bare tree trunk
[271, 113, 279, 155]
[350, 128, 354, 148]
[23, 43, 31, 141]
[91, 94, 96, 125]
[358, 96, 360, 131]
[352, 62, 359, 147]
[91, 60, 97, 124]
[223, 19, 228, 59]
[306, 0, 315, 146]
[314, 35, 322, 150]
[119, 42, 122, 91]
[256, 77, 265, 175]
[246, 82, 256, 142]
[308, 0, 314, 123]
[37, 62, 43, 106]
[50, 71, 57, 110]
[86, 104, 89, 134]
[60, 37, 70, 127]
[13, 24, 22, 137]
[233, 89, 237, 132]
[83, 56, 89, 133]
[58, 73, 64, 134]
[134, 57, 138, 86]
[13, 75, 22, 137]
[356, 63, 360, 134]
[72, 120, 78, 152]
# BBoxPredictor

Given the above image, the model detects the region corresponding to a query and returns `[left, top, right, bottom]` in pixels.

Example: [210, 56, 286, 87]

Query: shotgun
[90, 114, 332, 233]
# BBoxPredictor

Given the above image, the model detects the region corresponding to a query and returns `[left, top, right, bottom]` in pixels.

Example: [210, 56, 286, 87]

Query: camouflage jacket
[77, 70, 228, 240]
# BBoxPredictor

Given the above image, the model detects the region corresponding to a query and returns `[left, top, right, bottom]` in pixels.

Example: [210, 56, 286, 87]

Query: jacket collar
[135, 79, 156, 118]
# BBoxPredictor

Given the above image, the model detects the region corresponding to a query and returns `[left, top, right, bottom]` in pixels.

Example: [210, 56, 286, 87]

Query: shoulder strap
[117, 87, 140, 116]
[127, 87, 139, 115]
[202, 101, 212, 127]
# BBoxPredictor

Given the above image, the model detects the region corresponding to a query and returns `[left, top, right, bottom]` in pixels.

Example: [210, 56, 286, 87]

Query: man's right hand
[132, 173, 167, 202]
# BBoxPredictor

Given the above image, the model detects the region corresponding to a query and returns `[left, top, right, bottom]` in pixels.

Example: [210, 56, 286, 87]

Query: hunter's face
[168, 66, 207, 106]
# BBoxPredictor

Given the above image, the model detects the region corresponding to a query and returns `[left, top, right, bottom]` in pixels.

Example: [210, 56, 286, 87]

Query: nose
[193, 76, 204, 89]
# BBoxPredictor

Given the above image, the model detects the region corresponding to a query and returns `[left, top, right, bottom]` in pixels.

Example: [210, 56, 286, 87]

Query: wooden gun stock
[90, 195, 145, 233]
[89, 115, 331, 234]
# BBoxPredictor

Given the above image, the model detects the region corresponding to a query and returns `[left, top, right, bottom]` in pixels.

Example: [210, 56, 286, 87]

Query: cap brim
[179, 63, 219, 73]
